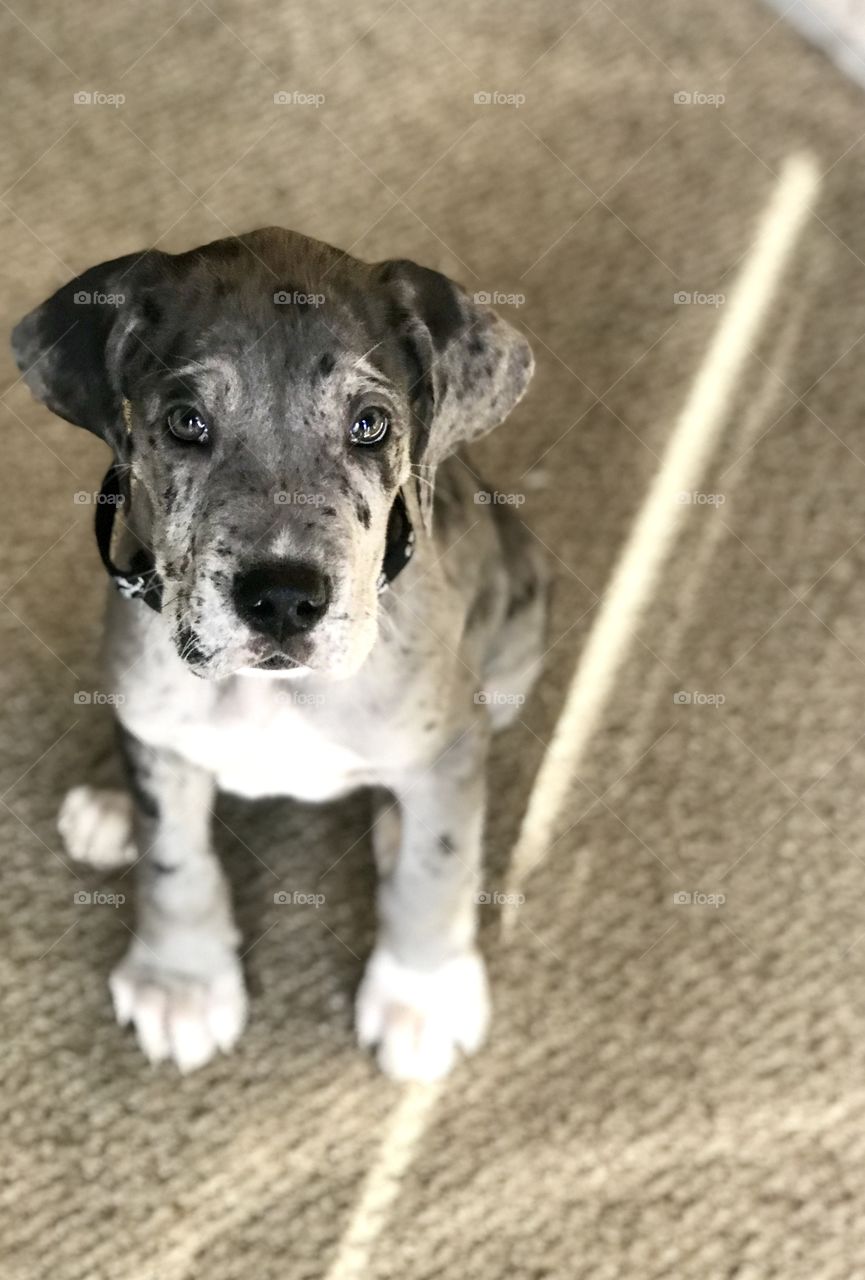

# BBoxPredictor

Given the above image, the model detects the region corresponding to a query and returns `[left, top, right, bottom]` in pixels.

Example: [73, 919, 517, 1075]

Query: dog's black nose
[233, 561, 331, 643]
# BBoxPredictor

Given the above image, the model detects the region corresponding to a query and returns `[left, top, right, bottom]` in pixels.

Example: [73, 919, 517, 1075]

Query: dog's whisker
[408, 466, 435, 494]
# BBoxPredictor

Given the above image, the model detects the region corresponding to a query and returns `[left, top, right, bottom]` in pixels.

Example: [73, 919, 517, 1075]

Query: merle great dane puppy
[12, 229, 547, 1080]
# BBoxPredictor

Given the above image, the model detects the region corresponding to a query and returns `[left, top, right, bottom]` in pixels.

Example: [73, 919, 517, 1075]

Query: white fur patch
[110, 937, 247, 1073]
[57, 786, 136, 868]
[355, 947, 490, 1082]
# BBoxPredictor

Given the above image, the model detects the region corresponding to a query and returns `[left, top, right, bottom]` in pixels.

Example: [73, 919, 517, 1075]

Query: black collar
[95, 462, 415, 614]
[94, 464, 162, 612]
[377, 489, 415, 593]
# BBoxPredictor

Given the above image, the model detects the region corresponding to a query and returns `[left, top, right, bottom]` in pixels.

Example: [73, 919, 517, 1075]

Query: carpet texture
[3, 2, 865, 1277]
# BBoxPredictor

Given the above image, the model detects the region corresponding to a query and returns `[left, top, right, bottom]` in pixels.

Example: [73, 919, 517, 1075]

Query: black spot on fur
[140, 295, 163, 326]
[356, 499, 371, 528]
[438, 834, 456, 855]
[318, 352, 335, 377]
[321, 506, 336, 517]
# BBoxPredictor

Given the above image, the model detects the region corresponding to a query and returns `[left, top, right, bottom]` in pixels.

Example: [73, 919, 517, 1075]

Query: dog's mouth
[253, 653, 303, 672]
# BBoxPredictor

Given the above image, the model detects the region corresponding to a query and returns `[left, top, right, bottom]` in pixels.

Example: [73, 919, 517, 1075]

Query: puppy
[12, 229, 547, 1080]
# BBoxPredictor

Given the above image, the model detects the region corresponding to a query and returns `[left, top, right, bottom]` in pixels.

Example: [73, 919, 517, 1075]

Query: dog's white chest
[145, 678, 369, 801]
[188, 721, 363, 800]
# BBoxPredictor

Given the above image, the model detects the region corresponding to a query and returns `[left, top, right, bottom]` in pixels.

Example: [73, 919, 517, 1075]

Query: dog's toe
[355, 947, 490, 1082]
[109, 948, 247, 1071]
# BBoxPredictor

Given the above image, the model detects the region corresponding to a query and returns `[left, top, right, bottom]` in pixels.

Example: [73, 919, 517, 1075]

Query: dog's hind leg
[107, 722, 247, 1072]
[58, 785, 137, 869]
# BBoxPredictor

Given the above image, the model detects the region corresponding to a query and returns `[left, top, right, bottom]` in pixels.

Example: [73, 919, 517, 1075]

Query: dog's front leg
[357, 731, 491, 1081]
[109, 724, 247, 1072]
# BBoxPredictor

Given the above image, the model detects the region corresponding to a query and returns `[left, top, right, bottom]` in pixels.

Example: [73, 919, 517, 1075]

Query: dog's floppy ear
[377, 259, 534, 530]
[11, 250, 165, 449]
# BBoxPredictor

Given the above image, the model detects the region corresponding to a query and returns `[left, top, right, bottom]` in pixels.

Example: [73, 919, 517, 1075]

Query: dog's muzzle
[94, 461, 416, 615]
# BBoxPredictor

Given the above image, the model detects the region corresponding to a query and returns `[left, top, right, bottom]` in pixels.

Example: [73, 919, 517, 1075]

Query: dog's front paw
[109, 940, 247, 1073]
[356, 947, 490, 1082]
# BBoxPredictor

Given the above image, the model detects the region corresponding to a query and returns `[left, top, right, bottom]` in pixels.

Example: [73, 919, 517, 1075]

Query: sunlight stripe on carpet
[501, 151, 820, 931]
[323, 1082, 443, 1280]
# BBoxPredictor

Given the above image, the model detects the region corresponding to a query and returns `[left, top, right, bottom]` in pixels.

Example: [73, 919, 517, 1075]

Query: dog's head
[12, 229, 533, 679]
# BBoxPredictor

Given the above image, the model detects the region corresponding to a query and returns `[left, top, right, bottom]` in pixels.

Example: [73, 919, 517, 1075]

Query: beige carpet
[3, 2, 865, 1276]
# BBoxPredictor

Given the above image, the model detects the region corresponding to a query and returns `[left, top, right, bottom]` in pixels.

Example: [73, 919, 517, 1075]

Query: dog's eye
[349, 406, 389, 447]
[167, 406, 210, 445]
